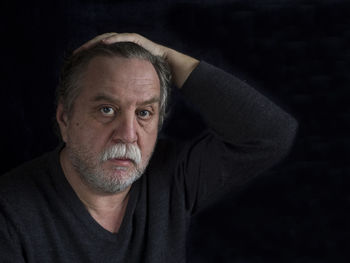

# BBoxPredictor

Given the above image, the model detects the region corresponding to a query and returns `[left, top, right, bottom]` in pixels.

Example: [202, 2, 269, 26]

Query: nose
[112, 112, 138, 144]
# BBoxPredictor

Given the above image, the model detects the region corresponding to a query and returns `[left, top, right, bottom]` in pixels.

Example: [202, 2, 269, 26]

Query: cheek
[67, 119, 85, 140]
[140, 129, 158, 160]
[67, 117, 104, 148]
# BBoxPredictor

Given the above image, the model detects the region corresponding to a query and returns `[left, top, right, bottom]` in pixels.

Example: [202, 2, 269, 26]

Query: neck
[60, 147, 131, 233]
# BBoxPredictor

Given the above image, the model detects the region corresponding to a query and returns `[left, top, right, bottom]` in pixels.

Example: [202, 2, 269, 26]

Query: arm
[177, 62, 298, 212]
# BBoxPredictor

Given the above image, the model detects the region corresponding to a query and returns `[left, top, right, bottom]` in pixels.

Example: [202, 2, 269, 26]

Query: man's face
[58, 56, 160, 193]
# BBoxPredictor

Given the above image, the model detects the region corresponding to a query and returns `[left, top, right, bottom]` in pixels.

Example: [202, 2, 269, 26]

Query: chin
[86, 165, 143, 194]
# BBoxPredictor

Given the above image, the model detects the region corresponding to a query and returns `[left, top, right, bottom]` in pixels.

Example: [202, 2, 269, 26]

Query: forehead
[79, 56, 160, 101]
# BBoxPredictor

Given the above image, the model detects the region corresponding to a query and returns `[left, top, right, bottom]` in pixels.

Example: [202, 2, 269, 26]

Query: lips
[108, 158, 133, 167]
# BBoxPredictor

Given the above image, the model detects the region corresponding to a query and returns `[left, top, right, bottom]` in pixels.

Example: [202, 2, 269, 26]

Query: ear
[56, 102, 69, 143]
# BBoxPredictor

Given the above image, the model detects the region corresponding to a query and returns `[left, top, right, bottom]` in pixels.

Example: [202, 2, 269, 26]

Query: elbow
[272, 115, 299, 161]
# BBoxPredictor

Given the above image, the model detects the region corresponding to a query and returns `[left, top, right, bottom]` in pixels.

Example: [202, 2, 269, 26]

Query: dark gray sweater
[0, 62, 298, 262]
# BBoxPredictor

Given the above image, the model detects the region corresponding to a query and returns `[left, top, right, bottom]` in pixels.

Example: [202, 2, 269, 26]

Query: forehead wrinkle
[83, 58, 159, 86]
[126, 78, 159, 91]
[91, 92, 121, 105]
[91, 91, 160, 107]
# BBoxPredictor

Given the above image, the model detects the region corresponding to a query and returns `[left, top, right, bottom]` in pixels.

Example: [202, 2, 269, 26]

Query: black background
[1, 0, 349, 262]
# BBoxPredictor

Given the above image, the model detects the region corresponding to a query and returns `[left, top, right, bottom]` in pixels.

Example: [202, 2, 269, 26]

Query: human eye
[137, 109, 152, 120]
[100, 106, 115, 116]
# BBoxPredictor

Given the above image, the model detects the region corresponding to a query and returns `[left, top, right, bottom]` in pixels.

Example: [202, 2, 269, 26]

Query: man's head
[57, 42, 171, 127]
[56, 42, 171, 194]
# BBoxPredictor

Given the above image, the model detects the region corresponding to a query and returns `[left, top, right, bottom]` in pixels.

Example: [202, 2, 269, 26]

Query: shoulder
[0, 150, 54, 207]
[148, 136, 179, 168]
[149, 132, 209, 163]
[146, 131, 217, 180]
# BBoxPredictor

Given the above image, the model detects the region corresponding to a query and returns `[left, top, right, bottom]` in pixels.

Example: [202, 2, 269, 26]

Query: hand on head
[73, 32, 168, 58]
[74, 32, 199, 88]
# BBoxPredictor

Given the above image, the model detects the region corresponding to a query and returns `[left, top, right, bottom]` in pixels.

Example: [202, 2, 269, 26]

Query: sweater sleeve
[177, 61, 299, 214]
[0, 198, 26, 263]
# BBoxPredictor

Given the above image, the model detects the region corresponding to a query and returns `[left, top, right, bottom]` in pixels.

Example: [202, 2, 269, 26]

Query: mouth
[108, 158, 134, 167]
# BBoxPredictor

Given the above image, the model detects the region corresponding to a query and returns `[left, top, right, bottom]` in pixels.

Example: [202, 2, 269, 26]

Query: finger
[102, 33, 164, 56]
[74, 32, 117, 54]
[102, 33, 142, 45]
[73, 32, 118, 54]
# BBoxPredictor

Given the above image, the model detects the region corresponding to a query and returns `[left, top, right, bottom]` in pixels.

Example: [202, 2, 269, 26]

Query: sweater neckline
[48, 144, 140, 243]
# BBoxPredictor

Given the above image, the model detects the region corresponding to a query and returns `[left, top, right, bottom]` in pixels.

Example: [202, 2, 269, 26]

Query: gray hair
[56, 42, 172, 129]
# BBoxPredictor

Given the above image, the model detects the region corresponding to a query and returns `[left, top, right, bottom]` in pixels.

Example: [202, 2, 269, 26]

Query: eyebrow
[137, 96, 161, 106]
[91, 93, 120, 104]
[91, 92, 160, 106]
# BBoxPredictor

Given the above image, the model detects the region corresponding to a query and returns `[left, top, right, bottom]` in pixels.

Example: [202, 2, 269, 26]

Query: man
[0, 33, 298, 262]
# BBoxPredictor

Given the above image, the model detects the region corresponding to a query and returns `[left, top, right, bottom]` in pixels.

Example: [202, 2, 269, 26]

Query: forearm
[162, 47, 199, 89]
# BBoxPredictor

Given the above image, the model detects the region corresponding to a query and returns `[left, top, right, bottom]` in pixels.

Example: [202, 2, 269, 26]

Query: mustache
[100, 143, 142, 165]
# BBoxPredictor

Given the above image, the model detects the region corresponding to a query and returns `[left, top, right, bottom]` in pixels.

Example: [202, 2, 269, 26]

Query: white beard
[67, 143, 149, 194]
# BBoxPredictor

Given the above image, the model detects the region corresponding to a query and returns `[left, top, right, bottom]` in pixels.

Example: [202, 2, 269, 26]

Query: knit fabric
[0, 61, 298, 262]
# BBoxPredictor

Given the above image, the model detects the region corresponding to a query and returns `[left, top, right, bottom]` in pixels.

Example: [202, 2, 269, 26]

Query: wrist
[165, 48, 199, 88]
